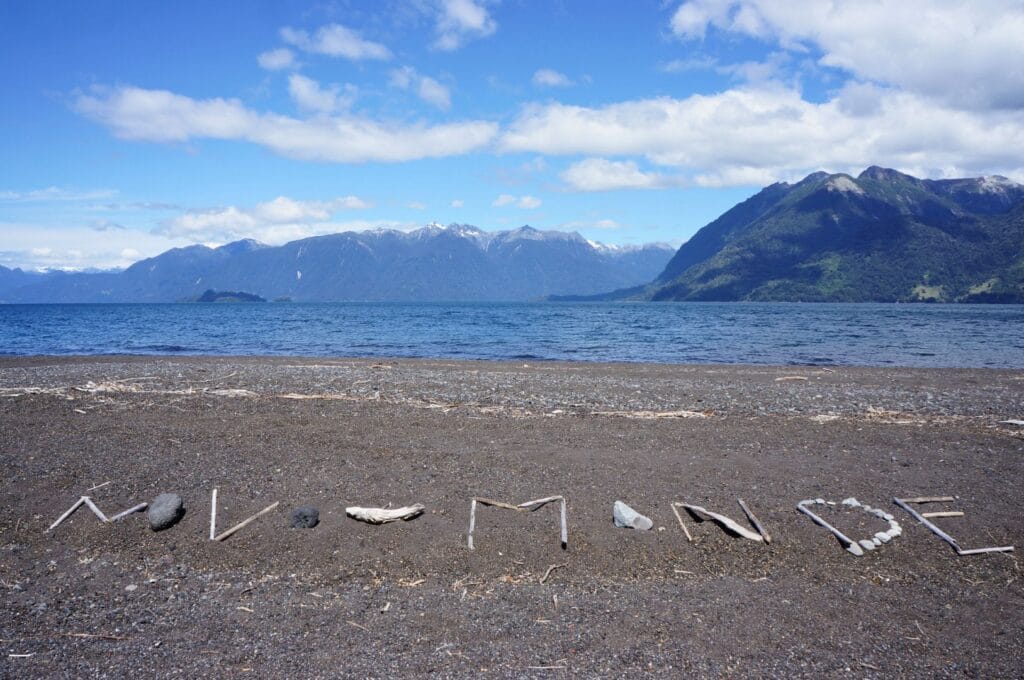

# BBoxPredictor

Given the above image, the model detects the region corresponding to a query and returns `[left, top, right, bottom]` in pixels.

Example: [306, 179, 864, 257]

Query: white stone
[859, 539, 876, 551]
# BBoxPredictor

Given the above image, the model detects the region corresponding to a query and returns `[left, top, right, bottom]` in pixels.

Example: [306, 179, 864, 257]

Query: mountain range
[0, 225, 674, 303]
[559, 167, 1024, 303]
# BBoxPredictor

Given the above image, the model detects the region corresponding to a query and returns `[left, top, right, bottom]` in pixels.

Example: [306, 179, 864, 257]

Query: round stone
[290, 505, 319, 529]
[148, 493, 185, 532]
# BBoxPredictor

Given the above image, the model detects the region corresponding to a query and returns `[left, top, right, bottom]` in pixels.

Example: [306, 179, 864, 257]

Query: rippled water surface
[1, 302, 1022, 367]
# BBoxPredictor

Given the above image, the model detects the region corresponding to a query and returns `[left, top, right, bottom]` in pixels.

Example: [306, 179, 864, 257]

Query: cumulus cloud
[257, 48, 296, 71]
[500, 85, 1024, 186]
[158, 196, 372, 242]
[561, 159, 676, 192]
[75, 85, 497, 163]
[0, 222, 192, 270]
[450, 199, 464, 208]
[287, 74, 356, 114]
[281, 23, 391, 61]
[492, 194, 541, 209]
[670, 0, 1024, 109]
[532, 69, 573, 88]
[433, 0, 497, 51]
[389, 67, 452, 110]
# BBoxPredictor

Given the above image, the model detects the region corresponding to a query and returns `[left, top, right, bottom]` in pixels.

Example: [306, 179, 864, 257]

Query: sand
[1, 356, 1022, 677]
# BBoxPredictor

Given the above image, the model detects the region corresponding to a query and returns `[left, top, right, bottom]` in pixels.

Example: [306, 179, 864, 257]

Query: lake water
[0, 302, 1022, 368]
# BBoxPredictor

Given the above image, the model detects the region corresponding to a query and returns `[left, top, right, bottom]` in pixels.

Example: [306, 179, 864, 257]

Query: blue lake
[0, 302, 1022, 368]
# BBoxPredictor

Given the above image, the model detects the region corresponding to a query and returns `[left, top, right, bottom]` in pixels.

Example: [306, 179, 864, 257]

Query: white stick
[957, 546, 1014, 555]
[559, 498, 568, 550]
[47, 497, 86, 532]
[210, 488, 217, 541]
[921, 511, 964, 518]
[109, 503, 147, 522]
[737, 498, 771, 544]
[797, 502, 860, 554]
[346, 504, 425, 524]
[213, 501, 279, 542]
[893, 498, 960, 551]
[519, 496, 563, 510]
[683, 504, 764, 542]
[468, 499, 477, 550]
[81, 496, 109, 523]
[670, 503, 694, 542]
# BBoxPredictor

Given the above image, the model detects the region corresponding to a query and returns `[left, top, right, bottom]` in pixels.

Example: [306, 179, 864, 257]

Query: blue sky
[2, 0, 1023, 269]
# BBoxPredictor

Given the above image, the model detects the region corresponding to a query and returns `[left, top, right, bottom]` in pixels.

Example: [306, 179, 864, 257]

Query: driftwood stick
[894, 498, 961, 551]
[81, 497, 110, 523]
[346, 504, 425, 524]
[209, 488, 217, 541]
[519, 496, 563, 511]
[539, 563, 567, 584]
[47, 497, 86, 532]
[559, 498, 568, 550]
[683, 504, 764, 542]
[921, 511, 964, 518]
[473, 497, 524, 511]
[109, 503, 147, 522]
[213, 501, 280, 542]
[467, 499, 477, 550]
[900, 496, 955, 504]
[737, 498, 771, 544]
[797, 502, 858, 553]
[957, 546, 1015, 556]
[669, 503, 694, 542]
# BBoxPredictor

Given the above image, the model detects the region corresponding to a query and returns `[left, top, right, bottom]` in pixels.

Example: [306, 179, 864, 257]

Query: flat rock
[613, 501, 653, 531]
[148, 493, 184, 532]
[290, 505, 319, 529]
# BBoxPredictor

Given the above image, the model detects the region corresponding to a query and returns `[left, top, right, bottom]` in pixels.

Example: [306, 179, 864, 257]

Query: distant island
[555, 167, 1024, 303]
[188, 289, 266, 303]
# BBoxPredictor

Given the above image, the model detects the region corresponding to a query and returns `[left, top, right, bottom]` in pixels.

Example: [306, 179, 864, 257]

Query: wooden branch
[894, 497, 960, 551]
[559, 497, 568, 550]
[539, 563, 567, 584]
[519, 496, 563, 511]
[82, 497, 109, 523]
[346, 504, 425, 524]
[797, 502, 861, 555]
[213, 501, 279, 542]
[472, 497, 524, 511]
[682, 503, 764, 542]
[900, 496, 955, 504]
[737, 498, 771, 544]
[956, 546, 1014, 555]
[109, 503, 147, 522]
[921, 511, 964, 518]
[467, 499, 476, 550]
[209, 488, 217, 541]
[669, 503, 693, 542]
[47, 497, 86, 532]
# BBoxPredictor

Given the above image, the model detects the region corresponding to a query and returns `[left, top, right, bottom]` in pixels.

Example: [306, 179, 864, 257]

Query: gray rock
[612, 501, 653, 530]
[148, 493, 184, 532]
[858, 538, 876, 551]
[290, 505, 319, 529]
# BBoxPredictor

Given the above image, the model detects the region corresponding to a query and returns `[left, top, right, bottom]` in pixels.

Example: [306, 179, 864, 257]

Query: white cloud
[0, 222, 193, 270]
[0, 187, 117, 202]
[281, 23, 391, 61]
[450, 199, 464, 208]
[390, 67, 451, 110]
[670, 0, 1024, 109]
[160, 196, 371, 240]
[492, 194, 541, 209]
[408, 201, 428, 210]
[287, 74, 356, 114]
[532, 69, 573, 88]
[257, 48, 296, 71]
[561, 158, 675, 192]
[500, 85, 1024, 186]
[75, 86, 497, 163]
[433, 0, 497, 51]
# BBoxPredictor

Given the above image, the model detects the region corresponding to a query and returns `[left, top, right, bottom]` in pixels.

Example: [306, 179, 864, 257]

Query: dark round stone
[290, 505, 319, 529]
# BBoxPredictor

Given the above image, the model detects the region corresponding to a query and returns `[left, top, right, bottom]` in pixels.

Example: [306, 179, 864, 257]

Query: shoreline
[1, 356, 1022, 675]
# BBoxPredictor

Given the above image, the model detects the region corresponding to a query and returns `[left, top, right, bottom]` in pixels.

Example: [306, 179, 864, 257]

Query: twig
[900, 496, 955, 504]
[670, 503, 694, 541]
[109, 503, 147, 522]
[737, 498, 771, 544]
[87, 481, 111, 492]
[62, 632, 127, 641]
[540, 563, 567, 584]
[921, 511, 964, 518]
[213, 501, 280, 542]
[681, 503, 764, 542]
[210, 488, 217, 541]
[346, 620, 370, 632]
[47, 497, 86, 532]
[82, 497, 109, 522]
